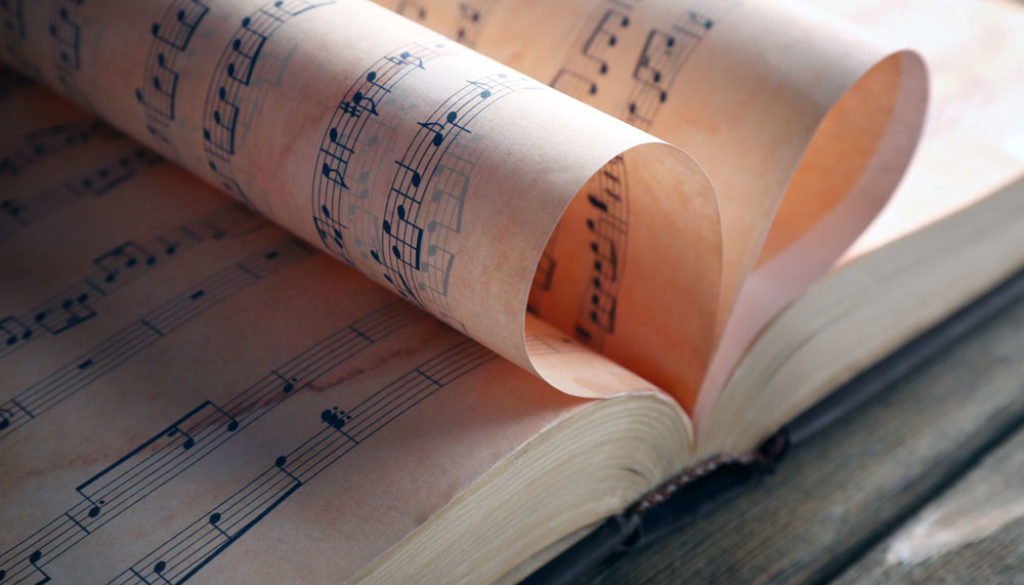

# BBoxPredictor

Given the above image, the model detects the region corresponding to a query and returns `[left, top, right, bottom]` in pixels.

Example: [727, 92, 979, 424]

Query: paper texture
[0, 0, 927, 409]
[370, 0, 928, 407]
[0, 81, 613, 585]
[0, 1, 944, 583]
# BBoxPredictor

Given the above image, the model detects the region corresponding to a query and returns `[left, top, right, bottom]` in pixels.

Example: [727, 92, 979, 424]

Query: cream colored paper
[372, 0, 929, 409]
[1, 0, 728, 404]
[0, 80, 643, 585]
[0, 0, 1017, 584]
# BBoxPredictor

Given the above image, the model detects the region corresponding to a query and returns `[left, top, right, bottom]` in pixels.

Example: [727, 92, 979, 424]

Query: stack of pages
[1, 0, 1021, 584]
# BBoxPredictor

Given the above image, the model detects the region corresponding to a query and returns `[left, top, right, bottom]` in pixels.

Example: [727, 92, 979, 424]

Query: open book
[2, 0, 1022, 583]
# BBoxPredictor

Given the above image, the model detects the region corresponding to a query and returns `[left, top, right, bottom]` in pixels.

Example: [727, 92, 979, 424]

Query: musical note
[377, 73, 535, 318]
[32, 286, 97, 335]
[108, 341, 493, 585]
[427, 159, 470, 235]
[213, 87, 240, 133]
[528, 249, 558, 311]
[621, 2, 738, 128]
[226, 21, 268, 85]
[0, 120, 118, 179]
[320, 406, 351, 430]
[153, 54, 180, 104]
[687, 10, 716, 31]
[0, 317, 31, 347]
[1, 204, 259, 362]
[314, 214, 347, 255]
[453, 1, 494, 47]
[573, 156, 629, 347]
[202, 0, 336, 205]
[0, 241, 310, 442]
[0, 145, 161, 240]
[138, 0, 211, 143]
[343, 91, 381, 118]
[0, 297, 422, 570]
[310, 42, 448, 265]
[205, 149, 244, 196]
[321, 163, 349, 189]
[268, 0, 334, 17]
[166, 424, 196, 450]
[385, 50, 425, 69]
[382, 208, 424, 269]
[582, 9, 630, 74]
[589, 282, 618, 332]
[49, 1, 83, 69]
[27, 550, 50, 585]
[552, 68, 598, 96]
[93, 241, 158, 285]
[73, 148, 164, 196]
[150, 0, 209, 51]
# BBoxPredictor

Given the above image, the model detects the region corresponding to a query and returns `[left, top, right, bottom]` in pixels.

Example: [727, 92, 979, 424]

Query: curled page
[0, 0, 723, 401]
[372, 0, 929, 411]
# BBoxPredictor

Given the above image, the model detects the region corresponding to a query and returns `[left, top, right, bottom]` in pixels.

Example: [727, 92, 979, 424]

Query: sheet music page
[0, 80, 625, 585]
[369, 0, 929, 409]
[0, 0, 736, 406]
[0, 3, 716, 582]
[0, 1, 949, 582]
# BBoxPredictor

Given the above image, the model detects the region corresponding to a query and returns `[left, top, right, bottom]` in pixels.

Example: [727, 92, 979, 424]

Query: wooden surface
[581, 278, 1024, 584]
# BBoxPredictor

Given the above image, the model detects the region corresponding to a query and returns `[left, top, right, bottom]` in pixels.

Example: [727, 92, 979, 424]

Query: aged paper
[1, 0, 731, 404]
[370, 0, 929, 408]
[0, 82, 621, 585]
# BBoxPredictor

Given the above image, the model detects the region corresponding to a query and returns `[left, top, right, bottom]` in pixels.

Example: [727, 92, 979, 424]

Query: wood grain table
[579, 273, 1024, 584]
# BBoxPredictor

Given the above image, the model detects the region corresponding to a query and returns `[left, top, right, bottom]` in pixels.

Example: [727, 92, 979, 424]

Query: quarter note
[364, 70, 391, 93]
[27, 549, 50, 585]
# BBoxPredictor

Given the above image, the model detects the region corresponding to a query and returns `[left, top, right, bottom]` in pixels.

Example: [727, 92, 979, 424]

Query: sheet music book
[1, 1, 1021, 584]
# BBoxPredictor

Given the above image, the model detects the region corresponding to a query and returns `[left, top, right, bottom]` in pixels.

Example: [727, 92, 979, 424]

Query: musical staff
[0, 302, 422, 585]
[136, 0, 211, 146]
[551, 2, 636, 99]
[106, 340, 495, 585]
[574, 156, 628, 348]
[0, 119, 120, 179]
[524, 334, 585, 356]
[311, 41, 448, 266]
[48, 0, 90, 108]
[0, 239, 312, 442]
[0, 146, 163, 240]
[622, 1, 739, 128]
[527, 226, 561, 315]
[379, 72, 539, 326]
[0, 203, 262, 360]
[202, 0, 335, 203]
[0, 0, 41, 81]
